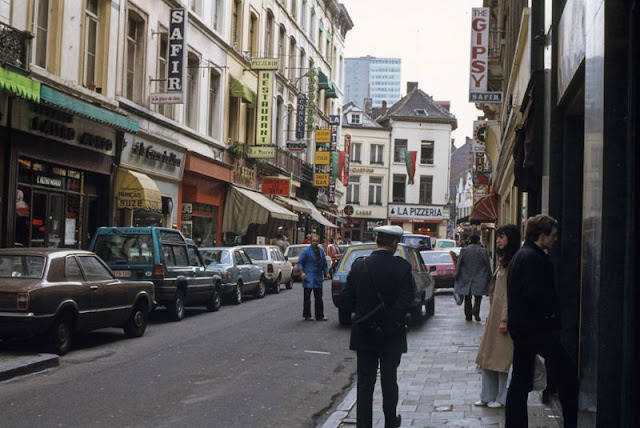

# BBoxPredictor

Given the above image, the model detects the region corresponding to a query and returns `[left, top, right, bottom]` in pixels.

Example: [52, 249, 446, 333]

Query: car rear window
[202, 249, 231, 265]
[0, 255, 45, 278]
[93, 233, 155, 265]
[243, 247, 268, 261]
[420, 251, 453, 264]
[285, 246, 305, 257]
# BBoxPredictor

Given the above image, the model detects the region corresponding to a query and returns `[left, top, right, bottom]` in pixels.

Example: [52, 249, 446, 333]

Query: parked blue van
[89, 227, 221, 321]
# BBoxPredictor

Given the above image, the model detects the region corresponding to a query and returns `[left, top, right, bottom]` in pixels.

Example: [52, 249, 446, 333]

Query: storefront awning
[0, 66, 40, 102]
[325, 82, 339, 99]
[229, 76, 256, 107]
[297, 198, 337, 229]
[317, 71, 331, 90]
[116, 169, 162, 211]
[40, 85, 138, 132]
[273, 195, 312, 214]
[322, 210, 347, 224]
[222, 185, 298, 235]
[470, 194, 498, 224]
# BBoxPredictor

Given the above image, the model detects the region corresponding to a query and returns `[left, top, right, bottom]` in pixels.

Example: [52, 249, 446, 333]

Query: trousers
[303, 287, 324, 319]
[464, 294, 482, 320]
[505, 330, 578, 428]
[356, 348, 402, 428]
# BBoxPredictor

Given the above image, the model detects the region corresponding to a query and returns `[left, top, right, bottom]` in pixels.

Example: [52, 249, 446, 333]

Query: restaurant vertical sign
[250, 58, 278, 158]
[468, 7, 502, 103]
[151, 8, 186, 104]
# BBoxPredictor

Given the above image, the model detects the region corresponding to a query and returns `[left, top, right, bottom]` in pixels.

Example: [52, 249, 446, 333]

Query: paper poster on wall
[64, 218, 76, 245]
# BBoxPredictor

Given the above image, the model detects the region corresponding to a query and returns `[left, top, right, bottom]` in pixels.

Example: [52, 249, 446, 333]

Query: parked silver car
[236, 245, 292, 293]
[200, 247, 266, 304]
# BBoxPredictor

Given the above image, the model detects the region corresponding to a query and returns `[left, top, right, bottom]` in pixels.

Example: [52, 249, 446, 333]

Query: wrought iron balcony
[0, 21, 32, 71]
[264, 145, 313, 183]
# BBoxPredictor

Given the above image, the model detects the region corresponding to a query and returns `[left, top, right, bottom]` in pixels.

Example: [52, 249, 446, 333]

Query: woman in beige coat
[474, 224, 521, 408]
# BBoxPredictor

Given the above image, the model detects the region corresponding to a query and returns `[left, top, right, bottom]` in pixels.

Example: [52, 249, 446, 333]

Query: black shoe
[385, 414, 401, 428]
[474, 315, 481, 322]
[465, 316, 472, 321]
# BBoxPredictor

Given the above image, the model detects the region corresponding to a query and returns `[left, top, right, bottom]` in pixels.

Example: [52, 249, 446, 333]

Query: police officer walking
[340, 225, 415, 428]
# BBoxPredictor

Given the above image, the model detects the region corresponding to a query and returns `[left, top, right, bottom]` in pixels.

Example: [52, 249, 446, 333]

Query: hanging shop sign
[313, 173, 329, 187]
[286, 140, 307, 152]
[295, 93, 307, 139]
[329, 114, 340, 125]
[315, 129, 331, 144]
[472, 120, 487, 152]
[247, 145, 275, 158]
[151, 8, 186, 104]
[250, 58, 279, 70]
[255, 70, 273, 145]
[388, 204, 446, 220]
[315, 151, 330, 165]
[469, 7, 502, 103]
[262, 177, 290, 196]
[343, 133, 351, 186]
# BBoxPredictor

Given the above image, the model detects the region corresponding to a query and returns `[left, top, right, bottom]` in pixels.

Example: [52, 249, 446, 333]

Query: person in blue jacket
[297, 233, 330, 321]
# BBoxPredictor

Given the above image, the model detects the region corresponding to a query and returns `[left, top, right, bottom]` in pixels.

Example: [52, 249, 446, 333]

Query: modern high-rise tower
[344, 56, 402, 108]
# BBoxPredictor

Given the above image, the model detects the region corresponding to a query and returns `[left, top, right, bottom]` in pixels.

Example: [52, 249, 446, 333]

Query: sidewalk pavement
[0, 349, 59, 382]
[321, 292, 563, 428]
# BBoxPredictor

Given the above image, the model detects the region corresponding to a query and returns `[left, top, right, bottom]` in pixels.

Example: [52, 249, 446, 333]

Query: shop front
[5, 92, 137, 248]
[117, 133, 184, 227]
[180, 147, 231, 246]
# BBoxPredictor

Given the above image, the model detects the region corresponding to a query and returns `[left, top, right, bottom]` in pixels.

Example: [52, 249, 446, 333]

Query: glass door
[47, 193, 64, 247]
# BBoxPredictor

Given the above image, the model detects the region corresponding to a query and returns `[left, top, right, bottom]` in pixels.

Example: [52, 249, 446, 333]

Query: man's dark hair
[469, 234, 480, 244]
[496, 224, 521, 268]
[376, 233, 399, 247]
[525, 214, 559, 242]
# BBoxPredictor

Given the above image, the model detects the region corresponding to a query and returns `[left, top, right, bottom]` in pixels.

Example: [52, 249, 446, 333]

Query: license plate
[113, 270, 131, 278]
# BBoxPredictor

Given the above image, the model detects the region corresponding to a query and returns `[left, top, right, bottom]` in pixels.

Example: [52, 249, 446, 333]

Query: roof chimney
[436, 101, 450, 111]
[381, 100, 387, 117]
[364, 97, 372, 116]
[406, 81, 418, 94]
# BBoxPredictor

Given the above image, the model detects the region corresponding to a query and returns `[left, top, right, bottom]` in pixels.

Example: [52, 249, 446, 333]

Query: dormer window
[414, 108, 427, 116]
[350, 113, 361, 124]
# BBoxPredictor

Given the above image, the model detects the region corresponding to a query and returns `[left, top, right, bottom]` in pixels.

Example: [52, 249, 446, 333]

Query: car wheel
[426, 296, 435, 317]
[205, 285, 222, 312]
[231, 281, 243, 305]
[285, 276, 293, 290]
[411, 295, 428, 325]
[338, 308, 352, 326]
[272, 274, 281, 294]
[47, 312, 74, 355]
[124, 301, 148, 338]
[255, 279, 266, 299]
[169, 290, 186, 321]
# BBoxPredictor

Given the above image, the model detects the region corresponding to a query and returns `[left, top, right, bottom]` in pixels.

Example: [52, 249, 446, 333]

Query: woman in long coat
[454, 235, 492, 321]
[474, 224, 521, 408]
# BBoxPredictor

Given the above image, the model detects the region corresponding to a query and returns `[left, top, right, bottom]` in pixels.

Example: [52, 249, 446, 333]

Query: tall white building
[378, 82, 457, 239]
[344, 56, 401, 109]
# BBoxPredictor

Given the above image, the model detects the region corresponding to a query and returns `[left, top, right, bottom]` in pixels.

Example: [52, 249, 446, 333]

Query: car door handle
[90, 285, 99, 290]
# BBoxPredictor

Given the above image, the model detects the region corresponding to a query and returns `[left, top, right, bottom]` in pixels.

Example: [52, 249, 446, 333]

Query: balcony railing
[264, 145, 313, 182]
[0, 22, 32, 71]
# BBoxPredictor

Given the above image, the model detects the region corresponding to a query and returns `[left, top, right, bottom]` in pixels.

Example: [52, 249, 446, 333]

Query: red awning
[470, 194, 498, 223]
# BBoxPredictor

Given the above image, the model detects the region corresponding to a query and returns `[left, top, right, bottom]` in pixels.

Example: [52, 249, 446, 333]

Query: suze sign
[469, 8, 502, 103]
[388, 204, 445, 220]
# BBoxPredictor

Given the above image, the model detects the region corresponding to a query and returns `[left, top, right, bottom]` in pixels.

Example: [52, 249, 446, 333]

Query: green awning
[325, 82, 338, 99]
[229, 76, 256, 107]
[40, 85, 138, 132]
[317, 71, 330, 90]
[0, 66, 40, 102]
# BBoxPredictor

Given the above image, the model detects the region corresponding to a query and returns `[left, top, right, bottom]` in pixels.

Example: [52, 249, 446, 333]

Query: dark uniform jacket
[341, 249, 415, 353]
[507, 241, 561, 340]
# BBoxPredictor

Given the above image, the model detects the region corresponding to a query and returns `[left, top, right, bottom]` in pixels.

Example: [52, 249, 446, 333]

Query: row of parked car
[0, 227, 306, 355]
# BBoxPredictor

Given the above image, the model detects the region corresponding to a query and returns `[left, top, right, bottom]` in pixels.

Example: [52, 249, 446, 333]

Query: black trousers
[463, 294, 482, 320]
[505, 331, 578, 428]
[356, 348, 402, 428]
[302, 287, 324, 319]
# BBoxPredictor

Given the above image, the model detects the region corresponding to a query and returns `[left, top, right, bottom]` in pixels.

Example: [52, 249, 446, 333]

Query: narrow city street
[0, 281, 357, 428]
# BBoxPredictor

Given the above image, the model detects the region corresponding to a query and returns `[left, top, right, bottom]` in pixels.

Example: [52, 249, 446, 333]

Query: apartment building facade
[344, 56, 401, 109]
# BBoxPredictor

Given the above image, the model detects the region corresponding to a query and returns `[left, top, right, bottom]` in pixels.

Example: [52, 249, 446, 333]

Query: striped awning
[222, 185, 298, 235]
[297, 198, 337, 229]
[273, 195, 312, 214]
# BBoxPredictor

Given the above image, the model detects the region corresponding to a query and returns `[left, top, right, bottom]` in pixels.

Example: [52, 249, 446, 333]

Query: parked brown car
[0, 248, 155, 355]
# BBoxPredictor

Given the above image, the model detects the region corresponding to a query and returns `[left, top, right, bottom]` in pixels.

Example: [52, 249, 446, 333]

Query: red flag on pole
[337, 151, 346, 183]
[405, 151, 417, 184]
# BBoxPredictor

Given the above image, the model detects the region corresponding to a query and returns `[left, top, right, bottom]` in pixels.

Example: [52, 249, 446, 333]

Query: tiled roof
[379, 87, 457, 129]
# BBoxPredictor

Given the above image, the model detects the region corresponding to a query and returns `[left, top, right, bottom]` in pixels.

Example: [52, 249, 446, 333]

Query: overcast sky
[341, 0, 483, 147]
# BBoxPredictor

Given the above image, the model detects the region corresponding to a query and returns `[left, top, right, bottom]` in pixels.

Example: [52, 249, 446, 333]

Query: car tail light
[221, 271, 229, 280]
[17, 292, 29, 310]
[153, 264, 165, 279]
[267, 263, 274, 273]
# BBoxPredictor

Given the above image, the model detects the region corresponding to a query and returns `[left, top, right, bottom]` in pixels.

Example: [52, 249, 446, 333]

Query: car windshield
[202, 249, 231, 265]
[93, 233, 155, 265]
[0, 255, 45, 278]
[421, 251, 453, 264]
[243, 247, 268, 261]
[285, 246, 305, 257]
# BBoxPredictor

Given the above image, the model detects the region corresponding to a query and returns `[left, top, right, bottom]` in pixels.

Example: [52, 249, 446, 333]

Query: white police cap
[373, 225, 404, 238]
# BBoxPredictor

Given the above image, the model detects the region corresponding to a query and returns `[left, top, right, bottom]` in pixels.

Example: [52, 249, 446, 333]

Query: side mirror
[429, 266, 437, 272]
[284, 255, 288, 261]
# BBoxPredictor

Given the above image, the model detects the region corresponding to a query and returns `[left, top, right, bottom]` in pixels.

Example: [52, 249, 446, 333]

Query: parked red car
[420, 250, 456, 289]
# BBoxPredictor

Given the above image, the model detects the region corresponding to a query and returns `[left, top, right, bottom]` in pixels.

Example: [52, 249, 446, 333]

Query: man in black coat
[340, 225, 415, 428]
[505, 214, 578, 428]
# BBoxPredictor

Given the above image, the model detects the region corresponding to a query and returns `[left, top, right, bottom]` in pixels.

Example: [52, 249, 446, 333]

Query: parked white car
[236, 245, 293, 293]
[284, 244, 332, 281]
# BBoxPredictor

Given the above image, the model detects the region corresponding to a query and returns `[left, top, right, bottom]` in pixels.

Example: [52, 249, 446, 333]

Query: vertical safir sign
[151, 8, 186, 104]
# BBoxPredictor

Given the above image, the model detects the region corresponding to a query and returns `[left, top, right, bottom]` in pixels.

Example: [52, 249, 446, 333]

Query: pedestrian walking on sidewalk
[505, 214, 578, 428]
[454, 234, 492, 321]
[297, 234, 330, 321]
[340, 225, 414, 428]
[474, 224, 521, 409]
